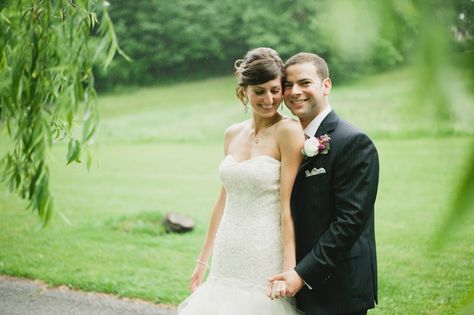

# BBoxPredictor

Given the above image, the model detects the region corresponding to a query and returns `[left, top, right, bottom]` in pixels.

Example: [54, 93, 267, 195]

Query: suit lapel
[298, 110, 339, 172]
[315, 110, 338, 137]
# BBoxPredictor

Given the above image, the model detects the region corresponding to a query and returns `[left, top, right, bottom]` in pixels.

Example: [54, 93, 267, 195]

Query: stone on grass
[163, 212, 194, 233]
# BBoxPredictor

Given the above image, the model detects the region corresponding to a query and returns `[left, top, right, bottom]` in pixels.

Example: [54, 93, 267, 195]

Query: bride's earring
[243, 95, 249, 113]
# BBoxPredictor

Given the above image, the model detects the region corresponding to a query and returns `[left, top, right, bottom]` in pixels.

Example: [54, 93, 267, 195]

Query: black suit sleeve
[294, 132, 379, 287]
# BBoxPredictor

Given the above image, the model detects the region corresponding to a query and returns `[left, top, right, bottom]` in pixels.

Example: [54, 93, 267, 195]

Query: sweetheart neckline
[225, 154, 281, 164]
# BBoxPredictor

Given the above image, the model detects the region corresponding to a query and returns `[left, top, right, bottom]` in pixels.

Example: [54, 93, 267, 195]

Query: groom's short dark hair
[285, 52, 329, 81]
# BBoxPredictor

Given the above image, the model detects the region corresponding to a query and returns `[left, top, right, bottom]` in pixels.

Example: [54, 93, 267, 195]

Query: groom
[268, 53, 379, 315]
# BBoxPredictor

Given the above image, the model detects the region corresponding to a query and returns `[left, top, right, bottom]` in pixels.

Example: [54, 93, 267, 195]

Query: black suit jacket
[291, 110, 379, 315]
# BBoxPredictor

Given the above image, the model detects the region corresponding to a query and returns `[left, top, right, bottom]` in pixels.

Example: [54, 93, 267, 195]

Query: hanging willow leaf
[0, 1, 126, 227]
[66, 138, 81, 164]
[82, 110, 97, 142]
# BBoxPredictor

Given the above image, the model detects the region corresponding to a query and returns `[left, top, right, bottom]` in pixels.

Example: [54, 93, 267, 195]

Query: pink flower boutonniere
[302, 134, 331, 158]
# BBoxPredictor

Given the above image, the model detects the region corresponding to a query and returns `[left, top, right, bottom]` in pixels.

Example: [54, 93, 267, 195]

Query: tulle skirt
[178, 278, 303, 315]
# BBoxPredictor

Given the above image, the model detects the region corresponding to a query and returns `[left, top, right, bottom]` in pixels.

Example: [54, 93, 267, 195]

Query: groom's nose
[290, 84, 302, 95]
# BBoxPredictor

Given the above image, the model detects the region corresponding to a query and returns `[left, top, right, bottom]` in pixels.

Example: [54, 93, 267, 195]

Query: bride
[178, 47, 304, 315]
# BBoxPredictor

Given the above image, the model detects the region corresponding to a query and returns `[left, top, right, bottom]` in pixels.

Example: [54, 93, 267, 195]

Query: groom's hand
[268, 269, 304, 297]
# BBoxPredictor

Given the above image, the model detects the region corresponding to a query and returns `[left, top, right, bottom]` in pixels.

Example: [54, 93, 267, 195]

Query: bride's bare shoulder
[224, 120, 249, 139]
[224, 120, 250, 153]
[275, 116, 303, 136]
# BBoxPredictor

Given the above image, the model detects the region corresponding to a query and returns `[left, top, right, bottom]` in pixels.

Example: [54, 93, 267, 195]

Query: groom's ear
[323, 78, 332, 95]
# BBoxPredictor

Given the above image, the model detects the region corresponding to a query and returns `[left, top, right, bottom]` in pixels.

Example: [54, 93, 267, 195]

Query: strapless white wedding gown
[178, 155, 302, 315]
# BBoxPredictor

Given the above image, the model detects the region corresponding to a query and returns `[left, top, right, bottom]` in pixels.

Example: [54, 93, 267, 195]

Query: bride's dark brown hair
[234, 47, 284, 104]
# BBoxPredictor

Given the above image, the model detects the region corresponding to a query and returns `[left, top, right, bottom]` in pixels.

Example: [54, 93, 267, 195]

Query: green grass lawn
[1, 66, 473, 314]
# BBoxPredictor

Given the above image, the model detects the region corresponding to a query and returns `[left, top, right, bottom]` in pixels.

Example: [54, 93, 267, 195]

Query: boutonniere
[302, 134, 331, 158]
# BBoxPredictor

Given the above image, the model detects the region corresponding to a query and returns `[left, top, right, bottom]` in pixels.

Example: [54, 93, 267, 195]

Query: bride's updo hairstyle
[234, 47, 284, 104]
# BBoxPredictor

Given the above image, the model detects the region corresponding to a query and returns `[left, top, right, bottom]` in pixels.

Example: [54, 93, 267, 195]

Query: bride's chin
[260, 106, 278, 113]
[257, 111, 277, 119]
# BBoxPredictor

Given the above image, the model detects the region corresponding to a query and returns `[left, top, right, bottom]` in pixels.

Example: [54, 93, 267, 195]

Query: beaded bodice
[208, 155, 282, 290]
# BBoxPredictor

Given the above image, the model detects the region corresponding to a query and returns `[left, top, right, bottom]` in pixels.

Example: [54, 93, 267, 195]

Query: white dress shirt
[303, 105, 332, 138]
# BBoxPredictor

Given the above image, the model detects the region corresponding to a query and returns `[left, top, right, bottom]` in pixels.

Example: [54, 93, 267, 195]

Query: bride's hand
[188, 264, 207, 292]
[266, 280, 287, 300]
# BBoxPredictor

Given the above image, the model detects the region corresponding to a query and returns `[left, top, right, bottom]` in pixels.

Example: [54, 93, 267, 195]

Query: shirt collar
[303, 105, 332, 137]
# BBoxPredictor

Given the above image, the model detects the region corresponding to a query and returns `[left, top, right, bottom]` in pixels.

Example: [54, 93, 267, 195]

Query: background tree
[0, 0, 125, 227]
[95, 0, 412, 90]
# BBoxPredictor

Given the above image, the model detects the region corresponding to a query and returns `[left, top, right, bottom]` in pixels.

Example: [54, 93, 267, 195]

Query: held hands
[266, 269, 304, 299]
[266, 280, 287, 300]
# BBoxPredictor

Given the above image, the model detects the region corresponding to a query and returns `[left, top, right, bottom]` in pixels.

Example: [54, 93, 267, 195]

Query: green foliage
[95, 0, 419, 90]
[452, 0, 474, 91]
[94, 0, 474, 90]
[0, 0, 122, 227]
[413, 0, 455, 133]
[453, 0, 474, 52]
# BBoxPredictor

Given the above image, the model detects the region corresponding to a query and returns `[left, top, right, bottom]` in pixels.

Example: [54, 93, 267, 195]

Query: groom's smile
[288, 98, 309, 107]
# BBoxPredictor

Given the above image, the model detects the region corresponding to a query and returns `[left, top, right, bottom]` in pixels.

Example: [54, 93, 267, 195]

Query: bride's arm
[277, 120, 304, 271]
[188, 125, 236, 292]
[188, 186, 227, 291]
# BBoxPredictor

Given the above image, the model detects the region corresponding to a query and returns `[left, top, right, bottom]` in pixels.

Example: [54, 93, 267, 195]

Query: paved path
[0, 276, 177, 315]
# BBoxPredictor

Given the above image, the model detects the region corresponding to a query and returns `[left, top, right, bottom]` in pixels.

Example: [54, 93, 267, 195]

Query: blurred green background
[1, 0, 473, 314]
